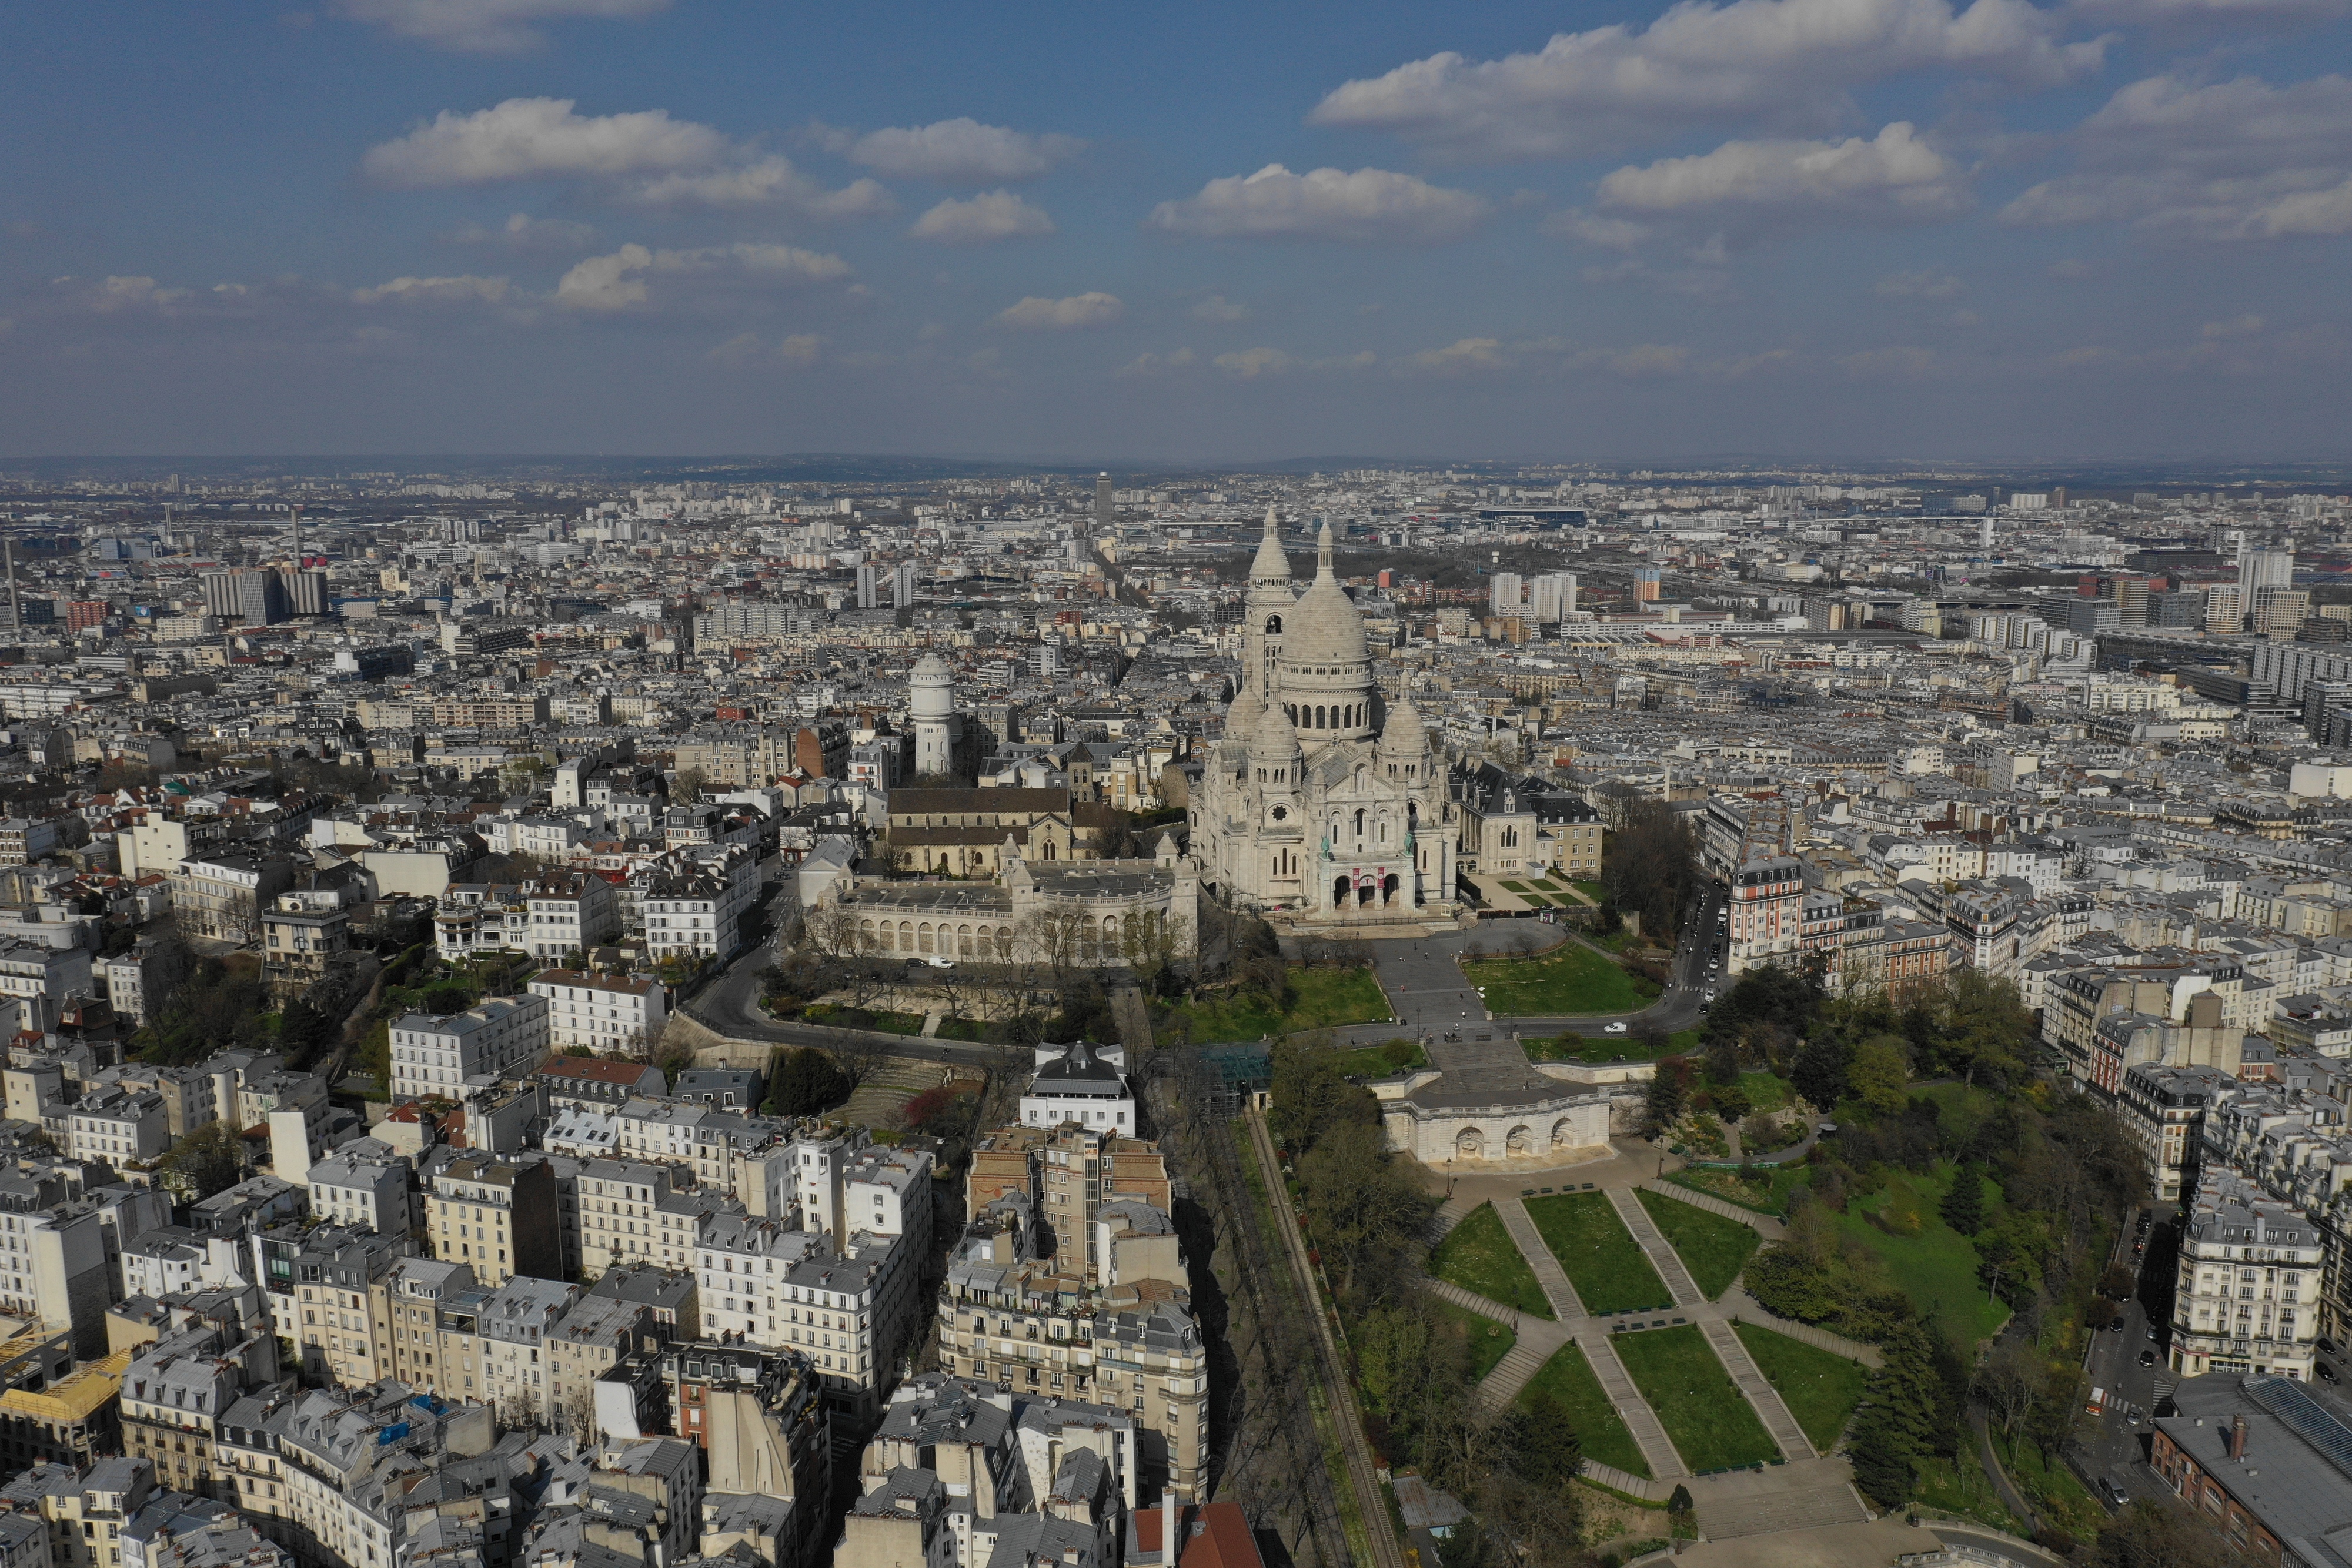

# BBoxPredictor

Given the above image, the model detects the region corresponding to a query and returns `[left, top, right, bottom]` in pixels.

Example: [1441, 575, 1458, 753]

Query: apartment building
[2119, 1062, 2234, 1202]
[368, 1256, 475, 1396]
[166, 854, 295, 944]
[250, 1223, 415, 1388]
[527, 969, 668, 1056]
[426, 1154, 560, 1287]
[477, 1276, 580, 1430]
[640, 871, 736, 961]
[577, 1159, 682, 1279]
[387, 995, 549, 1103]
[2171, 1174, 2326, 1380]
[303, 1141, 412, 1236]
[65, 1086, 169, 1168]
[0, 1201, 111, 1354]
[519, 872, 619, 959]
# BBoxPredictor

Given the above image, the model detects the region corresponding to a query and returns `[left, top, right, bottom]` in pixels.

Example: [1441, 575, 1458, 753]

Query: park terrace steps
[1700, 1319, 1818, 1462]
[1606, 1188, 1706, 1309]
[1693, 1473, 1875, 1540]
[1480, 1338, 1553, 1410]
[1422, 1275, 1516, 1325]
[1641, 1177, 1789, 1240]
[1575, 1328, 1689, 1480]
[1496, 1197, 1588, 1319]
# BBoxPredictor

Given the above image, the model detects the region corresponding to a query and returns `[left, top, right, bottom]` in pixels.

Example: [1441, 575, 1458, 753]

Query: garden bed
[1635, 1189, 1760, 1299]
[1525, 1193, 1672, 1314]
[1613, 1325, 1781, 1472]
[1431, 1203, 1553, 1319]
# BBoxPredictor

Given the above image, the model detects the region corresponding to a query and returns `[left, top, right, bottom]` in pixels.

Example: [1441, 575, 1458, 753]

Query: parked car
[2320, 1363, 2338, 1382]
[2138, 1349, 2157, 1368]
[2102, 1478, 2129, 1507]
[1604, 1021, 1629, 1034]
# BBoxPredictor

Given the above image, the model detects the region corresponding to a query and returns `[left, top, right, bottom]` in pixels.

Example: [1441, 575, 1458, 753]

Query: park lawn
[1462, 943, 1658, 1017]
[1432, 1298, 1519, 1382]
[1431, 1203, 1555, 1319]
[1171, 964, 1393, 1042]
[1731, 1323, 1867, 1452]
[1614, 1325, 1782, 1472]
[800, 1005, 927, 1035]
[1501, 881, 1533, 893]
[1994, 1432, 2107, 1539]
[1517, 1342, 1650, 1479]
[1841, 1164, 2011, 1355]
[1572, 880, 1606, 902]
[1331, 1039, 1428, 1077]
[1526, 1193, 1672, 1314]
[1913, 1442, 2028, 1536]
[1634, 1189, 1760, 1299]
[1525, 1026, 1703, 1066]
[1738, 1072, 1792, 1114]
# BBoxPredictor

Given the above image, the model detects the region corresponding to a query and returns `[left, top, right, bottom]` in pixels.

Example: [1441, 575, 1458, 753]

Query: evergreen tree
[1940, 1162, 1986, 1236]
[1789, 1035, 1852, 1111]
[1644, 1057, 1689, 1133]
[1847, 1322, 1942, 1508]
[770, 1048, 848, 1116]
[1511, 1389, 1584, 1486]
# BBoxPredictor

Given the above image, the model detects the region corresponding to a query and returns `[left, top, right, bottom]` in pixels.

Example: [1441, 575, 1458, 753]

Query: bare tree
[826, 1030, 892, 1094]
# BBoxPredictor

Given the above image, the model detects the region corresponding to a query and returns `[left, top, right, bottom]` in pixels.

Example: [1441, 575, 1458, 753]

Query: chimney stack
[2229, 1411, 2250, 1460]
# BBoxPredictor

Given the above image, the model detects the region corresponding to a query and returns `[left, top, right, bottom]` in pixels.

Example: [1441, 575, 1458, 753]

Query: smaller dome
[1379, 697, 1428, 754]
[1222, 683, 1263, 751]
[1250, 698, 1302, 760]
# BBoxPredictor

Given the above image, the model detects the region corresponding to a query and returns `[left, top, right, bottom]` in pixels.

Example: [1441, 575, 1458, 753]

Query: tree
[1643, 1057, 1690, 1134]
[2090, 1500, 2235, 1568]
[1940, 1162, 1986, 1236]
[670, 766, 707, 802]
[1599, 799, 1700, 940]
[156, 1122, 245, 1202]
[1789, 1035, 1851, 1112]
[1846, 1320, 1943, 1507]
[770, 1048, 850, 1115]
[1847, 1034, 1910, 1115]
[1510, 1389, 1583, 1486]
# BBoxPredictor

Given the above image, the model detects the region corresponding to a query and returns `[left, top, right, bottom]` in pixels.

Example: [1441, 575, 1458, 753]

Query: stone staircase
[1577, 1329, 1688, 1479]
[1496, 1198, 1588, 1319]
[1609, 1188, 1706, 1308]
[1696, 1480, 1872, 1540]
[1481, 1338, 1553, 1408]
[1702, 1319, 1816, 1460]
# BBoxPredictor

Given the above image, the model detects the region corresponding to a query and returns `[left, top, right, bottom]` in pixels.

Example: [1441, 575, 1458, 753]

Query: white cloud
[1840, 343, 1938, 377]
[1215, 347, 1292, 379]
[1117, 347, 1198, 376]
[624, 156, 895, 218]
[554, 243, 853, 311]
[2002, 73, 2352, 239]
[364, 98, 726, 186]
[778, 333, 828, 365]
[2202, 312, 2265, 337]
[1308, 0, 2107, 160]
[332, 0, 670, 53]
[908, 192, 1056, 244]
[1596, 123, 1970, 225]
[450, 212, 600, 251]
[352, 274, 511, 305]
[1876, 268, 1965, 296]
[1190, 295, 1250, 322]
[2068, 0, 2348, 25]
[1401, 337, 1512, 374]
[828, 118, 1085, 183]
[1542, 208, 1652, 247]
[367, 101, 892, 219]
[1146, 165, 1490, 242]
[993, 292, 1125, 330]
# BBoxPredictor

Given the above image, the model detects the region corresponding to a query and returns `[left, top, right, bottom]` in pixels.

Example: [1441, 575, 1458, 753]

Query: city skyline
[5, 0, 2351, 460]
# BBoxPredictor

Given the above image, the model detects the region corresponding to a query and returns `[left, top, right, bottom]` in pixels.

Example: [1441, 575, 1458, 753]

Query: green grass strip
[1526, 1193, 1672, 1315]
[1635, 1188, 1761, 1300]
[1731, 1322, 1867, 1452]
[1432, 1202, 1555, 1319]
[1613, 1325, 1782, 1472]
[1517, 1342, 1650, 1478]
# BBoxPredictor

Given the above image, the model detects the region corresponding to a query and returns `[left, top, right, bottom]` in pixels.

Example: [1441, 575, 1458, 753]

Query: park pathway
[1606, 1188, 1706, 1309]
[1494, 1196, 1587, 1320]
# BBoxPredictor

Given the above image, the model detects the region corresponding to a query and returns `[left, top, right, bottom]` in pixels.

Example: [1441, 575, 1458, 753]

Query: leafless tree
[826, 1030, 892, 1093]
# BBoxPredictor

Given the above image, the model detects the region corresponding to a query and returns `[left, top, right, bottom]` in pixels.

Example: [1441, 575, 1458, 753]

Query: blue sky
[4, 0, 2350, 462]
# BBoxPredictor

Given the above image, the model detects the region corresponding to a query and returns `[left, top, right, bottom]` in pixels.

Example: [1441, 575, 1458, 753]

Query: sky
[4, 0, 2351, 463]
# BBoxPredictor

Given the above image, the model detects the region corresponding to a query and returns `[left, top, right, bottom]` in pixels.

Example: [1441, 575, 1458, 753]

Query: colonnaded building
[1191, 509, 1459, 925]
